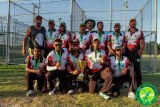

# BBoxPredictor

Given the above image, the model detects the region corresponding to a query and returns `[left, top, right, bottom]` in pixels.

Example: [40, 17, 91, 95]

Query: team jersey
[86, 29, 96, 35]
[45, 48, 68, 71]
[107, 32, 125, 50]
[91, 31, 108, 50]
[25, 55, 46, 70]
[73, 32, 91, 50]
[85, 48, 109, 73]
[46, 29, 59, 48]
[67, 51, 85, 72]
[57, 31, 71, 49]
[124, 28, 144, 50]
[109, 56, 131, 77]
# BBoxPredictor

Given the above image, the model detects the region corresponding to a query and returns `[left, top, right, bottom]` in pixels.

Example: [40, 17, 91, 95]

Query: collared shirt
[107, 32, 125, 50]
[91, 31, 108, 50]
[57, 31, 71, 49]
[109, 56, 131, 77]
[67, 51, 85, 72]
[46, 29, 59, 47]
[85, 48, 109, 73]
[45, 48, 68, 71]
[73, 32, 91, 50]
[25, 55, 46, 70]
[124, 28, 144, 50]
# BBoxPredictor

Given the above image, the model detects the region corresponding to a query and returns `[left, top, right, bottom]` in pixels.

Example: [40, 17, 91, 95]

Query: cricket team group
[21, 15, 145, 100]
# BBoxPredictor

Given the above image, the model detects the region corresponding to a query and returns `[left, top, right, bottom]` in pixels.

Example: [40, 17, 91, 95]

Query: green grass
[0, 65, 160, 107]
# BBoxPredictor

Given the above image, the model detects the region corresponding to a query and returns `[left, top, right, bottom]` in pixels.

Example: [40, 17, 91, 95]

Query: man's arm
[22, 27, 31, 56]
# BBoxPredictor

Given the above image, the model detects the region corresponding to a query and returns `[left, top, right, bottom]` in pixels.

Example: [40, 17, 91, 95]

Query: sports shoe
[99, 92, 110, 100]
[49, 89, 55, 95]
[26, 90, 34, 97]
[67, 90, 74, 95]
[128, 92, 136, 99]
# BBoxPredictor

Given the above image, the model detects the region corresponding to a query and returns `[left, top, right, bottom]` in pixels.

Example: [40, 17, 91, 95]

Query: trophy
[78, 60, 87, 73]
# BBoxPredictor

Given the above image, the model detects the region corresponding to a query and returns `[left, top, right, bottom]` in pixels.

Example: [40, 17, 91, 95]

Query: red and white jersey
[91, 31, 108, 50]
[107, 32, 125, 50]
[124, 28, 144, 50]
[86, 29, 96, 35]
[46, 29, 59, 48]
[67, 51, 85, 72]
[57, 31, 71, 48]
[73, 32, 91, 50]
[85, 48, 108, 73]
[45, 48, 68, 71]
[25, 55, 46, 70]
[109, 56, 131, 77]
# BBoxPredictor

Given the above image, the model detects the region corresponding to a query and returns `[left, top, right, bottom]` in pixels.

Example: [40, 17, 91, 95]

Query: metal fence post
[70, 0, 74, 32]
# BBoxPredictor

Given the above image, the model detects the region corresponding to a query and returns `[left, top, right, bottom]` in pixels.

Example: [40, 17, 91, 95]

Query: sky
[0, 0, 159, 43]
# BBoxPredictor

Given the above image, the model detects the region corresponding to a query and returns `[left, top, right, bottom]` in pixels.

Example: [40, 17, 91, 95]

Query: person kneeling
[85, 37, 112, 100]
[109, 46, 136, 99]
[25, 46, 46, 97]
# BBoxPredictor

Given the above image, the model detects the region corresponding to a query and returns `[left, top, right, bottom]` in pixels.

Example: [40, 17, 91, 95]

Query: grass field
[0, 65, 159, 107]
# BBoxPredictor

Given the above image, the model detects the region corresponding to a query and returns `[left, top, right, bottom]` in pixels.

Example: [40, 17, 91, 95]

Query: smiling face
[92, 39, 100, 50]
[129, 20, 136, 28]
[114, 25, 121, 33]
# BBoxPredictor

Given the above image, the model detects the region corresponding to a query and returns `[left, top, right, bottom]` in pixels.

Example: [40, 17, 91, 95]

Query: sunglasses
[55, 44, 62, 47]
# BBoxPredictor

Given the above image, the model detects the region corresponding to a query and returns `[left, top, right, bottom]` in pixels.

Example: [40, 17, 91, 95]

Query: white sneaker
[68, 90, 74, 95]
[99, 92, 110, 100]
[128, 92, 136, 99]
[26, 90, 34, 97]
[34, 80, 38, 89]
[49, 89, 55, 95]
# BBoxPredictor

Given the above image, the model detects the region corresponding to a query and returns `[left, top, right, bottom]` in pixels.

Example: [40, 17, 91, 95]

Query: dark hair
[34, 45, 41, 50]
[54, 38, 62, 43]
[97, 21, 103, 26]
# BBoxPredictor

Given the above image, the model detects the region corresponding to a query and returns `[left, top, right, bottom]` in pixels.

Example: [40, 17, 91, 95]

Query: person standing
[107, 23, 126, 56]
[85, 19, 96, 35]
[124, 18, 145, 87]
[22, 15, 46, 56]
[44, 20, 59, 58]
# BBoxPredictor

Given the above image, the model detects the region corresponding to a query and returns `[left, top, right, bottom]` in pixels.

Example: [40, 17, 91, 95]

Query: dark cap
[35, 15, 43, 19]
[48, 19, 55, 24]
[60, 22, 66, 26]
[114, 23, 121, 27]
[115, 46, 122, 51]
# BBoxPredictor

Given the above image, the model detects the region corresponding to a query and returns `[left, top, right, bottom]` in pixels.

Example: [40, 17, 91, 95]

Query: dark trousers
[88, 68, 113, 94]
[112, 70, 136, 93]
[126, 50, 142, 87]
[45, 70, 67, 93]
[25, 72, 44, 91]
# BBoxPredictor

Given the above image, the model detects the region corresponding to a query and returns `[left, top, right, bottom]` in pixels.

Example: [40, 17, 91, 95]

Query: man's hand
[22, 49, 26, 56]
[72, 70, 79, 75]
[110, 49, 115, 55]
[121, 68, 128, 76]
[56, 62, 61, 69]
[35, 69, 42, 75]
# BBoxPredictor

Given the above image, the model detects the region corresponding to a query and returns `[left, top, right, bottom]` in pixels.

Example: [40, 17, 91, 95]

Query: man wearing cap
[109, 46, 136, 99]
[45, 38, 68, 95]
[124, 18, 145, 87]
[85, 37, 113, 100]
[58, 22, 71, 49]
[65, 39, 86, 94]
[107, 23, 126, 56]
[91, 21, 108, 52]
[73, 23, 91, 52]
[44, 20, 59, 58]
[85, 19, 96, 35]
[22, 15, 46, 56]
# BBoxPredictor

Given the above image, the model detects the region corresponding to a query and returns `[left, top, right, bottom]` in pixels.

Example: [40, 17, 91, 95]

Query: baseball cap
[48, 19, 55, 24]
[114, 23, 121, 27]
[115, 46, 122, 51]
[60, 22, 66, 26]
